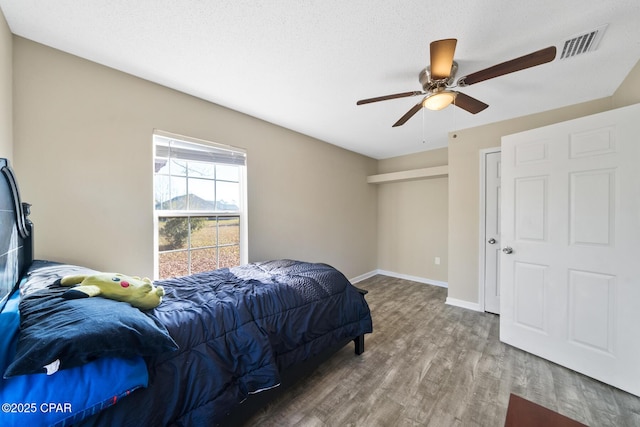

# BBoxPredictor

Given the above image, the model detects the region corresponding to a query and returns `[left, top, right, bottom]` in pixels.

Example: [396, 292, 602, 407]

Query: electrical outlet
[434, 257, 441, 265]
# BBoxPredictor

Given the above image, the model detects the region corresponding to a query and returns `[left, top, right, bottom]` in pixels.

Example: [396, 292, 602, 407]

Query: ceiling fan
[356, 39, 557, 127]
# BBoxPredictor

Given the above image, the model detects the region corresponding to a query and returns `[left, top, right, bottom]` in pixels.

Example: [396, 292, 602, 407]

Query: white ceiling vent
[560, 24, 608, 59]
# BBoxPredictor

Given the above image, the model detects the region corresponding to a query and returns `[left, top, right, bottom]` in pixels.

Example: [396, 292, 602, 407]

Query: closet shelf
[367, 165, 448, 184]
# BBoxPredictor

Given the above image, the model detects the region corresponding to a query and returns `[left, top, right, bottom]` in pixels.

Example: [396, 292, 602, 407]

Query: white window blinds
[154, 133, 246, 167]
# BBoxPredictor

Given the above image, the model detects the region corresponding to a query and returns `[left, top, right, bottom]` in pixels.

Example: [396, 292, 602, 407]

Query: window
[153, 131, 247, 279]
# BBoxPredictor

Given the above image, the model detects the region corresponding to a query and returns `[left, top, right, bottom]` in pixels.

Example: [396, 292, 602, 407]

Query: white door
[483, 150, 501, 314]
[500, 103, 640, 397]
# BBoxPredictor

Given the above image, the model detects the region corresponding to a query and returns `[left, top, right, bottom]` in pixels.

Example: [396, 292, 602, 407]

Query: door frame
[478, 146, 501, 313]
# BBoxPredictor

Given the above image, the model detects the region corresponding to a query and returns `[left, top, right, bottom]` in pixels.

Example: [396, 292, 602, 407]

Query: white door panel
[483, 151, 501, 314]
[500, 103, 640, 397]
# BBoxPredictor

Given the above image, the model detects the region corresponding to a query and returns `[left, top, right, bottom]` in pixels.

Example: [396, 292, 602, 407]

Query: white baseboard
[349, 270, 378, 284]
[352, 269, 483, 313]
[349, 270, 446, 287]
[445, 297, 482, 312]
[374, 270, 448, 288]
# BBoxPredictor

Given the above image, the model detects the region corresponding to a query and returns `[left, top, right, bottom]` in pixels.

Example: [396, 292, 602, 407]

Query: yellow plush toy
[60, 273, 165, 310]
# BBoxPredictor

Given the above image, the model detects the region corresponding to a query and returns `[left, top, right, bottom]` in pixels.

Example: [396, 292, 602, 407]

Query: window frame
[152, 130, 248, 280]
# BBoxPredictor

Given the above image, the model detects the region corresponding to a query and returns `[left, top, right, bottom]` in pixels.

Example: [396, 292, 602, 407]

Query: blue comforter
[81, 260, 373, 426]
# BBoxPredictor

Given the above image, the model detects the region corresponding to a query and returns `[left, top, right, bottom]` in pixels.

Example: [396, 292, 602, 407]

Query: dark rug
[504, 394, 588, 427]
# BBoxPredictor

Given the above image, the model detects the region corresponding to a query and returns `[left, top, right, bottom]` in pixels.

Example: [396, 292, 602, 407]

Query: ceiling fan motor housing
[420, 61, 458, 92]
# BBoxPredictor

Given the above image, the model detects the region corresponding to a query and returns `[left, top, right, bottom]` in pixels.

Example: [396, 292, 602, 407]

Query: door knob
[488, 238, 496, 244]
[502, 247, 513, 254]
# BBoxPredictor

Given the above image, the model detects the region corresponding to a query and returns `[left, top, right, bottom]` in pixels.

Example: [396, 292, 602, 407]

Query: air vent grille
[560, 24, 608, 59]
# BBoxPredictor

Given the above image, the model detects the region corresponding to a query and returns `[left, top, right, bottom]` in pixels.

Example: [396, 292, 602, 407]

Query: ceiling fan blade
[430, 38, 457, 80]
[453, 92, 489, 114]
[357, 91, 423, 105]
[392, 101, 424, 127]
[458, 46, 557, 86]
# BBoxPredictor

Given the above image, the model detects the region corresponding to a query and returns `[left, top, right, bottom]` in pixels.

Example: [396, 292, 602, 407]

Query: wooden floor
[244, 275, 640, 426]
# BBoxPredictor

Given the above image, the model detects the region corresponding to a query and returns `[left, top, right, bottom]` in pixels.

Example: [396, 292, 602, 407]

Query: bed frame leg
[354, 335, 365, 355]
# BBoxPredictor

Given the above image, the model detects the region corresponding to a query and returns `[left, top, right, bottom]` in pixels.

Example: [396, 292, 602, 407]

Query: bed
[0, 158, 373, 427]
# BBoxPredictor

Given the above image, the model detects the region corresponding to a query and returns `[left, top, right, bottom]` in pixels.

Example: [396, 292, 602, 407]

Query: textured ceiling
[1, 1, 640, 159]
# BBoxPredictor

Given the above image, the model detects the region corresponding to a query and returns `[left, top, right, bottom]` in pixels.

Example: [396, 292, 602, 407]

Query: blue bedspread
[81, 259, 373, 426]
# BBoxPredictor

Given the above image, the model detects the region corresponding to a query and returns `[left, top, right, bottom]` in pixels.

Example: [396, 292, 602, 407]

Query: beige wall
[376, 148, 448, 282]
[0, 9, 11, 160]
[447, 59, 640, 305]
[12, 37, 378, 280]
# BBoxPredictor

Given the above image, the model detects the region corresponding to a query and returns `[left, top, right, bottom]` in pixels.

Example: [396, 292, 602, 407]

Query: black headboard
[0, 158, 33, 310]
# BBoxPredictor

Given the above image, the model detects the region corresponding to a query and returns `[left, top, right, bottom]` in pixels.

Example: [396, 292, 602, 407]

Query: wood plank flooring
[244, 275, 640, 426]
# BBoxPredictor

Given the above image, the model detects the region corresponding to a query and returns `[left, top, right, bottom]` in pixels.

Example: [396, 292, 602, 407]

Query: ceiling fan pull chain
[422, 107, 426, 144]
[453, 94, 457, 131]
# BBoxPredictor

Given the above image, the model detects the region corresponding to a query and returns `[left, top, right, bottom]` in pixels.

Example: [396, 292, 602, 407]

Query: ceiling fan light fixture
[423, 91, 457, 111]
